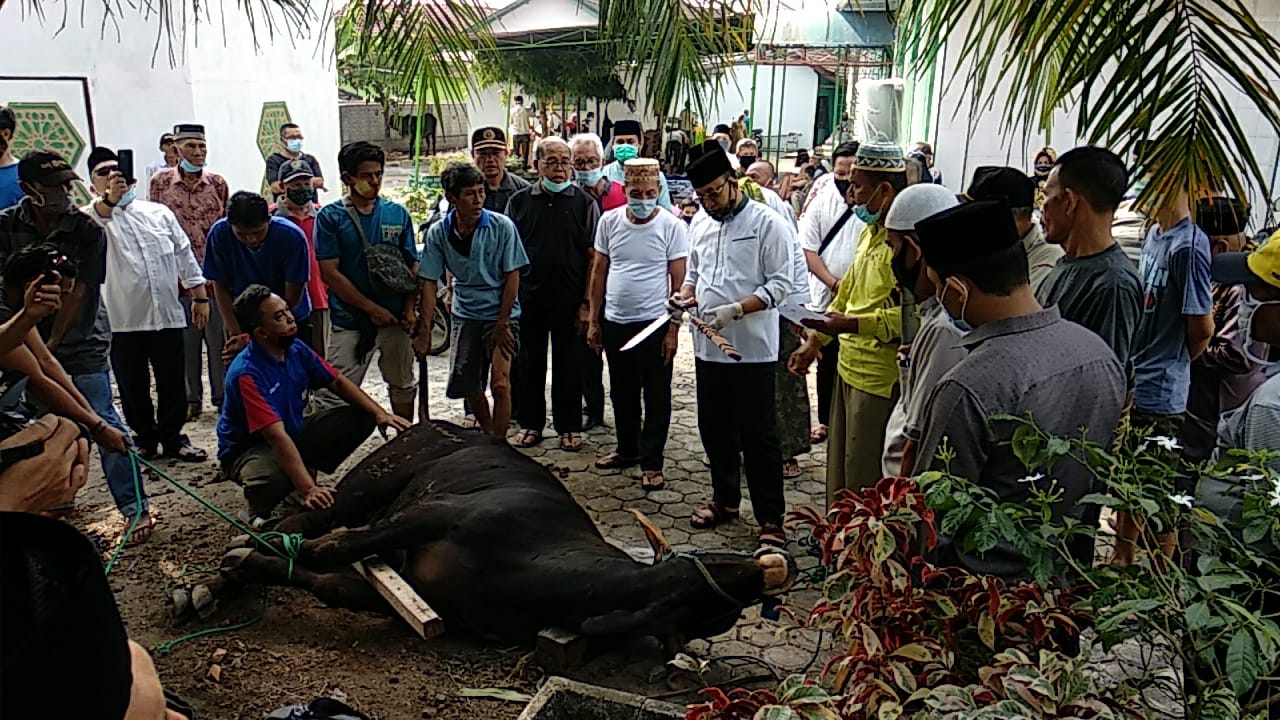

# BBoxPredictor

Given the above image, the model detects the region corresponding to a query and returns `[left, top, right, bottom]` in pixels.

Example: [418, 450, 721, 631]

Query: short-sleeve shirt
[148, 168, 229, 266]
[1036, 243, 1143, 367]
[419, 209, 528, 322]
[0, 199, 111, 374]
[1131, 217, 1213, 414]
[216, 340, 339, 460]
[203, 216, 312, 323]
[271, 204, 328, 310]
[265, 152, 323, 201]
[594, 207, 689, 323]
[504, 183, 601, 312]
[313, 197, 418, 330]
[0, 163, 22, 210]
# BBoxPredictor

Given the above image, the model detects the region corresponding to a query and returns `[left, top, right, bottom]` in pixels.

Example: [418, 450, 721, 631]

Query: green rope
[103, 451, 144, 575]
[154, 589, 270, 657]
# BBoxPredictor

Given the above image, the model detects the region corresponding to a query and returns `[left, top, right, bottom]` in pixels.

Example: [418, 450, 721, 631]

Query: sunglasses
[92, 164, 119, 177]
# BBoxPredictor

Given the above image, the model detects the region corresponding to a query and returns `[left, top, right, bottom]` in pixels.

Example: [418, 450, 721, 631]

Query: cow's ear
[628, 509, 674, 562]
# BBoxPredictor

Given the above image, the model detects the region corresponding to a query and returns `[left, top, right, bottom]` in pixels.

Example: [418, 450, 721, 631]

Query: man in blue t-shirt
[218, 284, 410, 519]
[207, 191, 314, 357]
[0, 107, 22, 211]
[313, 141, 419, 421]
[415, 162, 528, 439]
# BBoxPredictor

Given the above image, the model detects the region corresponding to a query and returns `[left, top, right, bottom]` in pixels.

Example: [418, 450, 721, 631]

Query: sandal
[690, 502, 739, 530]
[164, 435, 208, 463]
[595, 452, 639, 470]
[125, 512, 158, 546]
[186, 403, 202, 422]
[758, 524, 786, 548]
[810, 425, 828, 444]
[783, 458, 802, 479]
[514, 429, 544, 448]
[641, 471, 665, 490]
[559, 433, 583, 452]
[461, 415, 481, 430]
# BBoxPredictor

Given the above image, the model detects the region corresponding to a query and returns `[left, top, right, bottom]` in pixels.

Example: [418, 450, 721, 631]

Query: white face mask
[1239, 292, 1280, 373]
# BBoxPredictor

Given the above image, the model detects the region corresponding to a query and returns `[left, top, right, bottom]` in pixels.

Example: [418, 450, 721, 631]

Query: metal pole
[776, 48, 788, 166]
[748, 48, 760, 138]
[765, 50, 778, 159]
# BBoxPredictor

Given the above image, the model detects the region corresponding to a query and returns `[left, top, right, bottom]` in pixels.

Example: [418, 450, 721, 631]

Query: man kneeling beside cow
[203, 285, 797, 650]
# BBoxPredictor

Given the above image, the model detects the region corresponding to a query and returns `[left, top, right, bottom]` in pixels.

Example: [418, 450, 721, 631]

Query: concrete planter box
[518, 677, 685, 720]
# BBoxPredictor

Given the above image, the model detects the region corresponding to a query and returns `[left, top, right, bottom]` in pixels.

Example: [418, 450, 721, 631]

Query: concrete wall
[0, 2, 341, 203]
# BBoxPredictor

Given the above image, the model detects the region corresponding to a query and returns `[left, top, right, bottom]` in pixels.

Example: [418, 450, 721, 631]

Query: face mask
[117, 187, 138, 208]
[31, 188, 73, 215]
[1240, 293, 1280, 369]
[286, 187, 313, 206]
[1130, 176, 1149, 197]
[890, 244, 920, 291]
[613, 144, 639, 162]
[286, 139, 304, 153]
[179, 158, 202, 173]
[628, 197, 657, 219]
[854, 186, 884, 224]
[718, 140, 730, 152]
[351, 179, 377, 199]
[576, 168, 603, 187]
[681, 215, 693, 224]
[940, 279, 973, 333]
[1034, 163, 1053, 175]
[737, 155, 757, 168]
[834, 179, 851, 198]
[540, 177, 572, 193]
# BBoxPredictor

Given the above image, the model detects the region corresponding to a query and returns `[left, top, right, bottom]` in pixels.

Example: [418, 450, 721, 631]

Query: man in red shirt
[270, 159, 329, 357]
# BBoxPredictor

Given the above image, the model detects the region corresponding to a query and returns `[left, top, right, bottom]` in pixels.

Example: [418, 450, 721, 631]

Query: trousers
[827, 375, 898, 506]
[182, 297, 225, 408]
[695, 359, 785, 526]
[74, 372, 146, 517]
[517, 306, 584, 433]
[602, 319, 673, 471]
[110, 328, 187, 452]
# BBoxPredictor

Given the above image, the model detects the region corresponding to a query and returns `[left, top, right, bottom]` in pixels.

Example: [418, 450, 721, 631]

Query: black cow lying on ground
[205, 421, 797, 646]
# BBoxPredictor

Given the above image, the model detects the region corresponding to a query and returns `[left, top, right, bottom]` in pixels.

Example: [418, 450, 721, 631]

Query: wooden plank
[353, 556, 444, 640]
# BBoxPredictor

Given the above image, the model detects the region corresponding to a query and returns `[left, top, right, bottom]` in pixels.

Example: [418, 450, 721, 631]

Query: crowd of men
[0, 96, 1275, 566]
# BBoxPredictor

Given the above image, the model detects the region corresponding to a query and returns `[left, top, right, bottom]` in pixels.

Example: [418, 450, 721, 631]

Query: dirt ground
[77, 349, 826, 720]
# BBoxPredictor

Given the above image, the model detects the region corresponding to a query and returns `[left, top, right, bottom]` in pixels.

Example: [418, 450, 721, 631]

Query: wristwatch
[192, 298, 210, 304]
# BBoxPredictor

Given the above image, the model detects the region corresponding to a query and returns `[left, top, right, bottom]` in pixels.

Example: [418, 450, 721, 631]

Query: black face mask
[890, 245, 920, 291]
[737, 155, 757, 168]
[681, 215, 693, 224]
[834, 179, 851, 199]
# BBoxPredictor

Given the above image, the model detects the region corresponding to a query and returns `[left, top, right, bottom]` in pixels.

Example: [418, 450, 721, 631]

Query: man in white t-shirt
[586, 158, 689, 490]
[509, 95, 533, 169]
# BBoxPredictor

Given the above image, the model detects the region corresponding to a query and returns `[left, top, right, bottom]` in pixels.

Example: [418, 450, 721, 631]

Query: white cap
[884, 183, 961, 232]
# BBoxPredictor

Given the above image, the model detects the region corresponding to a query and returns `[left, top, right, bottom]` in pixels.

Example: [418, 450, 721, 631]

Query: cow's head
[581, 511, 798, 640]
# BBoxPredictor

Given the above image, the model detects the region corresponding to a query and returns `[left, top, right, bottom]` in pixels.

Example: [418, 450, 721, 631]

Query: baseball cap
[278, 159, 314, 184]
[18, 150, 79, 185]
[884, 183, 960, 232]
[471, 126, 507, 152]
[1212, 231, 1280, 290]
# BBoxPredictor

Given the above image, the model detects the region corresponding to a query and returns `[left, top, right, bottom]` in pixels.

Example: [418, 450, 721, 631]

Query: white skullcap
[884, 183, 961, 232]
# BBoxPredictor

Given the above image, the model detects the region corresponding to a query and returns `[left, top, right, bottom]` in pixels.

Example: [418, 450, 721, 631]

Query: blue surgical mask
[613, 144, 639, 162]
[853, 204, 880, 225]
[540, 177, 572, 193]
[117, 187, 137, 208]
[286, 139, 304, 153]
[940, 280, 973, 333]
[179, 158, 202, 173]
[628, 197, 657, 219]
[1130, 176, 1149, 197]
[576, 168, 603, 187]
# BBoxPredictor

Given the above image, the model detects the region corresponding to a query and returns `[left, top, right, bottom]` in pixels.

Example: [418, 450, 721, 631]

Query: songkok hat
[686, 140, 733, 187]
[471, 126, 506, 152]
[613, 120, 643, 138]
[964, 166, 1036, 209]
[884, 184, 961, 232]
[173, 123, 206, 141]
[916, 199, 1019, 270]
[1196, 197, 1249, 237]
[853, 142, 905, 173]
[86, 146, 119, 172]
[623, 158, 660, 183]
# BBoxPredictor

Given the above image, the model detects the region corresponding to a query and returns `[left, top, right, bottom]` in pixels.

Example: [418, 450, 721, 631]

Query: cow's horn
[628, 509, 674, 562]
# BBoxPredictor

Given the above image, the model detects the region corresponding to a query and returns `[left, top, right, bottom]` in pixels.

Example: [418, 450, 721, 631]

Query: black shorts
[446, 318, 520, 400]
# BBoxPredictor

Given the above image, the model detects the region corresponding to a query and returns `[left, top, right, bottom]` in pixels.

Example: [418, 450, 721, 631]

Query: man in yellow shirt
[789, 142, 907, 505]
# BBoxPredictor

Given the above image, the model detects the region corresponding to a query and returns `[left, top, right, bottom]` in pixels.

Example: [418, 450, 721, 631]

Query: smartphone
[117, 149, 135, 185]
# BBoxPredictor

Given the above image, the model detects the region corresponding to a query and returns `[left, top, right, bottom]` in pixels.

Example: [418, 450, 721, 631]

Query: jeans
[73, 371, 147, 518]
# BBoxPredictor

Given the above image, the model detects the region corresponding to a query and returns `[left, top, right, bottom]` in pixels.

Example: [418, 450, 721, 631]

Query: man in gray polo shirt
[913, 200, 1126, 578]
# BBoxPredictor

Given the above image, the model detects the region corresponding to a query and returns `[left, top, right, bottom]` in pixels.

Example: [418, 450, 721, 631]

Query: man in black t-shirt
[265, 123, 326, 201]
[503, 137, 601, 451]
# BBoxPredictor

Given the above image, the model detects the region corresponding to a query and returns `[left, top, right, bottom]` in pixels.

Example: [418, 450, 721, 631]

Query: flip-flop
[595, 452, 639, 469]
[559, 433, 583, 452]
[641, 471, 665, 490]
[690, 502, 739, 530]
[514, 429, 543, 448]
[125, 512, 158, 546]
[810, 425, 828, 443]
[783, 459, 802, 479]
[758, 524, 786, 548]
[461, 416, 481, 430]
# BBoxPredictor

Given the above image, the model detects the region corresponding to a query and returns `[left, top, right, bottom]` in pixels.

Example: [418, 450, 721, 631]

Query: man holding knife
[586, 158, 689, 490]
[679, 140, 794, 548]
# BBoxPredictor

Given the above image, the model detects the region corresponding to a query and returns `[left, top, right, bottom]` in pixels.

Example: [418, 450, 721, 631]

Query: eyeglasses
[540, 158, 572, 168]
[696, 180, 731, 205]
[572, 159, 601, 170]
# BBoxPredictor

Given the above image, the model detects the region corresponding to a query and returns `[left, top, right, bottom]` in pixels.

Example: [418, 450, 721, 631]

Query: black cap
[18, 150, 79, 185]
[278, 158, 314, 184]
[1196, 197, 1249, 237]
[686, 140, 733, 187]
[86, 146, 118, 172]
[916, 199, 1020, 269]
[964, 166, 1036, 209]
[613, 120, 643, 138]
[471, 126, 506, 152]
[713, 123, 731, 135]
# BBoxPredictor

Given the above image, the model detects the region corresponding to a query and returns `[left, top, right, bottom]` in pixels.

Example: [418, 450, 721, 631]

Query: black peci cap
[916, 199, 1020, 270]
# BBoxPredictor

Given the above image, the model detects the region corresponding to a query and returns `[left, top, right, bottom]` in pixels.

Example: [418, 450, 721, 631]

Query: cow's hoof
[227, 533, 253, 550]
[220, 547, 254, 578]
[172, 588, 193, 625]
[192, 585, 218, 620]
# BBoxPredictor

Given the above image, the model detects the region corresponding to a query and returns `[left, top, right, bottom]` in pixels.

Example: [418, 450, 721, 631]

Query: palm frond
[899, 0, 1280, 208]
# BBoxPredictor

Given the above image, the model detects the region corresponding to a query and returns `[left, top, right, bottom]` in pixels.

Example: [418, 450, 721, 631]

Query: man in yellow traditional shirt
[789, 142, 907, 505]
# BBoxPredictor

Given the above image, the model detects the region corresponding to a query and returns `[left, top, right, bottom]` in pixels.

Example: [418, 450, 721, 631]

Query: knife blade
[620, 314, 671, 352]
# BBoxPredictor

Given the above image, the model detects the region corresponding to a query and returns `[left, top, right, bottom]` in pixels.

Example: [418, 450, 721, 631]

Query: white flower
[1168, 493, 1194, 508]
[1147, 436, 1182, 452]
[1239, 472, 1266, 483]
[1269, 488, 1280, 509]
[1017, 473, 1045, 484]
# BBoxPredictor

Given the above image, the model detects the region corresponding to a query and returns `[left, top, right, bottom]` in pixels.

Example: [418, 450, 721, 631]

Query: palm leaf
[899, 0, 1280, 209]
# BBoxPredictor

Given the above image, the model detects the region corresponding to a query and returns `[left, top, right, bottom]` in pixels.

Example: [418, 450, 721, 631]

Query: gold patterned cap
[624, 158, 660, 183]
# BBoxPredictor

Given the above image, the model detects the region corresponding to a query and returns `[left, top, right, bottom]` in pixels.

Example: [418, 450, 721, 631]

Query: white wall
[696, 64, 822, 149]
[0, 3, 340, 203]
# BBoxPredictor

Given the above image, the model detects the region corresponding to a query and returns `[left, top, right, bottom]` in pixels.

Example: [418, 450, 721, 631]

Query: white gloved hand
[703, 302, 744, 330]
[665, 296, 689, 322]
